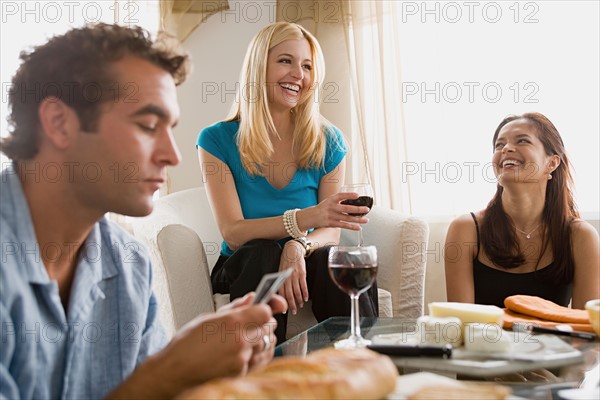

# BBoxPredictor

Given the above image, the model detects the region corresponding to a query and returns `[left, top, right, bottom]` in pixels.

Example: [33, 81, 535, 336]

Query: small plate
[455, 331, 544, 361]
[372, 331, 583, 377]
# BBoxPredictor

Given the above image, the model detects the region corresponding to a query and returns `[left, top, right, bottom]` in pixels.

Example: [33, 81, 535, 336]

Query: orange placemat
[502, 309, 594, 332]
[504, 295, 590, 324]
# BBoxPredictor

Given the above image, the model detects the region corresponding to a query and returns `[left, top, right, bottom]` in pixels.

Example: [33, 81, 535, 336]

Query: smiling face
[492, 119, 559, 186]
[265, 38, 313, 113]
[69, 56, 181, 217]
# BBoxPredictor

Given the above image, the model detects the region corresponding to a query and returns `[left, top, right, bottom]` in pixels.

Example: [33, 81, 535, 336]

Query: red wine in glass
[341, 196, 373, 217]
[328, 245, 378, 348]
[328, 263, 378, 295]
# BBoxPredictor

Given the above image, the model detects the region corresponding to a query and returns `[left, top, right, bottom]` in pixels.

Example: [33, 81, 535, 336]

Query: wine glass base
[334, 336, 372, 349]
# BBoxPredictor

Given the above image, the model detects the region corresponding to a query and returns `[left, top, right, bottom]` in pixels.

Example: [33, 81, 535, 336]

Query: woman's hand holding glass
[340, 183, 374, 246]
[299, 192, 370, 231]
[280, 191, 371, 315]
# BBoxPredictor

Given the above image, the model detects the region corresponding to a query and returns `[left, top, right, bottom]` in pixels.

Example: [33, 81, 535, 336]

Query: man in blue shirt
[0, 24, 285, 399]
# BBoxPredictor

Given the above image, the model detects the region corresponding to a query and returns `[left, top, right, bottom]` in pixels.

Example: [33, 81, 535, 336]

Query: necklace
[512, 223, 541, 239]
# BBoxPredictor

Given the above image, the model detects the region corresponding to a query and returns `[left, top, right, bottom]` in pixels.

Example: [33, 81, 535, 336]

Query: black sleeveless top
[471, 213, 572, 308]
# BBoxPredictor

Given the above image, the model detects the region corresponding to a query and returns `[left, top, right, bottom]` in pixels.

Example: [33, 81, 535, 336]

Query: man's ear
[38, 97, 80, 150]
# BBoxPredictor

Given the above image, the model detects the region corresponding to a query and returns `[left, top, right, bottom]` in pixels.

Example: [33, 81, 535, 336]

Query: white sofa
[131, 187, 429, 339]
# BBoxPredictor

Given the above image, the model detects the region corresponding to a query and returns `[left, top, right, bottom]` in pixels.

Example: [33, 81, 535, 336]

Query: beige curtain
[160, 0, 229, 42]
[276, 1, 410, 212]
[340, 1, 411, 212]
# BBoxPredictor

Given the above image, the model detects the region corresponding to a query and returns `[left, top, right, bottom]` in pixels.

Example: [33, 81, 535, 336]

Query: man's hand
[222, 292, 288, 315]
[106, 295, 286, 399]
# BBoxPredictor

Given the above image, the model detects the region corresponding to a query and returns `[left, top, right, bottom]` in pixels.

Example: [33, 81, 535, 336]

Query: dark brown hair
[481, 112, 579, 283]
[1, 23, 190, 161]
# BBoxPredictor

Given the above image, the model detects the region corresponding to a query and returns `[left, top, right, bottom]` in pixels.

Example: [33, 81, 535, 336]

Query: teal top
[197, 120, 347, 256]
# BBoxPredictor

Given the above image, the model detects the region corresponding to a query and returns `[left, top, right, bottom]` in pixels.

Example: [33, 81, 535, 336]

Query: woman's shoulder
[447, 212, 482, 238]
[570, 218, 600, 241]
[322, 123, 342, 134]
[198, 121, 240, 149]
[201, 120, 240, 136]
[323, 123, 344, 139]
[450, 211, 483, 226]
[322, 123, 346, 150]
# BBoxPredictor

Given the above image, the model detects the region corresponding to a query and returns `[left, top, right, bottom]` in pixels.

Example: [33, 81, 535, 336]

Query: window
[353, 1, 599, 216]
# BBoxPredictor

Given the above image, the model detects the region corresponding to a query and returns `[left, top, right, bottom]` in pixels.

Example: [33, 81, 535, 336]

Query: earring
[548, 174, 552, 180]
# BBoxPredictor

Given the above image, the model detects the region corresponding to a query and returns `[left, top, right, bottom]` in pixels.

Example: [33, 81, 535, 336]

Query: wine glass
[328, 245, 378, 348]
[340, 183, 373, 246]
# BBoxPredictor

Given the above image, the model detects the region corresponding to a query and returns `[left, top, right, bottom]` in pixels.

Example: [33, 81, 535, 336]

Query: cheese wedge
[464, 323, 512, 353]
[417, 315, 463, 346]
[429, 302, 504, 326]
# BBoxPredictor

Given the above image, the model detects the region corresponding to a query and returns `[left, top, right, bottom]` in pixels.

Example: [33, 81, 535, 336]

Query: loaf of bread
[177, 348, 398, 400]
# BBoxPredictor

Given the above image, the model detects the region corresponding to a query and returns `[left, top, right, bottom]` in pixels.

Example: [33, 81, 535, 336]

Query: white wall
[167, 1, 271, 193]
[310, 21, 353, 180]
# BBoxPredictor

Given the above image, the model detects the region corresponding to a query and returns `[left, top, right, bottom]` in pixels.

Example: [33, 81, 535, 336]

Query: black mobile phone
[367, 344, 453, 358]
[252, 269, 293, 304]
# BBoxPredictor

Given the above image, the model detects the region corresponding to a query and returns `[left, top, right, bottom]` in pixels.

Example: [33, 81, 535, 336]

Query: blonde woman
[197, 22, 378, 342]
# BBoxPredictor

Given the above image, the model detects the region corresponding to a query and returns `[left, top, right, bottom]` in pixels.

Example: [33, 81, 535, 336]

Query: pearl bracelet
[283, 209, 307, 239]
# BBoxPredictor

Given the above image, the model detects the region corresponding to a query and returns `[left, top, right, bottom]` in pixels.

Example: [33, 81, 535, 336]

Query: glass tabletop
[276, 317, 600, 399]
[276, 317, 411, 356]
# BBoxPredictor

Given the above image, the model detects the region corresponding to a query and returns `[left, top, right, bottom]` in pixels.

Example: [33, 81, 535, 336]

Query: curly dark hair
[1, 23, 190, 161]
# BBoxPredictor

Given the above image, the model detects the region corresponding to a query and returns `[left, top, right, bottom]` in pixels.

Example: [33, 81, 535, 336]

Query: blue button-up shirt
[0, 167, 167, 399]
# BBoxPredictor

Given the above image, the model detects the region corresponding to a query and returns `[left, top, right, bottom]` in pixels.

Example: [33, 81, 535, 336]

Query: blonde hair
[226, 22, 328, 176]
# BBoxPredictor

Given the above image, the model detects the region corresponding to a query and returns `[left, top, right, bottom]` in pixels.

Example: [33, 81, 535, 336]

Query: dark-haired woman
[445, 113, 599, 309]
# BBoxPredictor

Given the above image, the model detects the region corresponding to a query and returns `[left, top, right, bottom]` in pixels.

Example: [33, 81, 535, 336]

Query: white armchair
[131, 188, 429, 339]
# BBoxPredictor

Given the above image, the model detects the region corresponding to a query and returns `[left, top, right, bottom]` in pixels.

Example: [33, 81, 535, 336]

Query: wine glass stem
[350, 293, 361, 340]
[357, 226, 363, 246]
